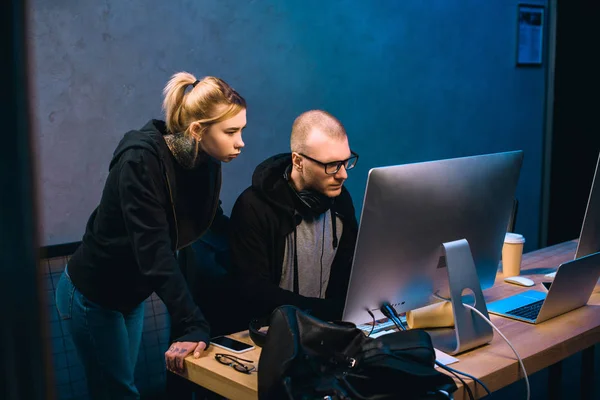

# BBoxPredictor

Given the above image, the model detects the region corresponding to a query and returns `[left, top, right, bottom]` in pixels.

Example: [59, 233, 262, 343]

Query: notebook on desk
[488, 251, 600, 324]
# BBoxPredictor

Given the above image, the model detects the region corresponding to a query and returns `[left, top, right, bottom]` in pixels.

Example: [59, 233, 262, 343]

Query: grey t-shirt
[279, 210, 344, 298]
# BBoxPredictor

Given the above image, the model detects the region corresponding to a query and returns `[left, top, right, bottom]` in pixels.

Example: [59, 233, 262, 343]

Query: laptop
[487, 251, 600, 324]
[546, 152, 600, 278]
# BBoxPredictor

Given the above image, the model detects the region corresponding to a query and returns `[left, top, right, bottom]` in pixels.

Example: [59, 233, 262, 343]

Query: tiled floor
[42, 256, 170, 399]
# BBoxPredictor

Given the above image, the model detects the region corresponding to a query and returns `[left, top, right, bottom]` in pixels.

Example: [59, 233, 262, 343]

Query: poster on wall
[516, 4, 545, 66]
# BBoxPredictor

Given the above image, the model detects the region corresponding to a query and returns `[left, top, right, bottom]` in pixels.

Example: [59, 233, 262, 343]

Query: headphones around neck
[284, 163, 339, 249]
[284, 165, 334, 216]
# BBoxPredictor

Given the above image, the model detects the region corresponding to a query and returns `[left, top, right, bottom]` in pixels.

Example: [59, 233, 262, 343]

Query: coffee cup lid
[504, 232, 525, 244]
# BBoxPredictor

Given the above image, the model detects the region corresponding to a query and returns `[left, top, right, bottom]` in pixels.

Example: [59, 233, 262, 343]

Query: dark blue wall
[32, 0, 548, 252]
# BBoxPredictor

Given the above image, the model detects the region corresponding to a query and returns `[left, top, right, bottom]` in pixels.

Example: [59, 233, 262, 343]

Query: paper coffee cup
[406, 302, 455, 329]
[502, 233, 525, 277]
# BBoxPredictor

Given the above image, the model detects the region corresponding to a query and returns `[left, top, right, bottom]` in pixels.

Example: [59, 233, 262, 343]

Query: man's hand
[165, 341, 207, 373]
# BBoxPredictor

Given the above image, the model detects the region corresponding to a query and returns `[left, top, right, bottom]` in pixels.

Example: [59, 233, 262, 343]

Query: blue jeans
[55, 267, 145, 400]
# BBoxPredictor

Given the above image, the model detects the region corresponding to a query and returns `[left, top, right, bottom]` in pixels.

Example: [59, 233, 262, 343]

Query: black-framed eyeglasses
[298, 150, 359, 175]
[214, 353, 256, 374]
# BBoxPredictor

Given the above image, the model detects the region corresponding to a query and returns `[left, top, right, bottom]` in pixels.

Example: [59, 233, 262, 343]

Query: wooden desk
[183, 329, 259, 399]
[181, 241, 600, 399]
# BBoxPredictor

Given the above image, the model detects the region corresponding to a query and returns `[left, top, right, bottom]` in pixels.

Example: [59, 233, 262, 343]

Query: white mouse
[504, 276, 535, 287]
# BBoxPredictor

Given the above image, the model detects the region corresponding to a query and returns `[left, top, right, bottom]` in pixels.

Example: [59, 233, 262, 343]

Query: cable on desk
[381, 300, 492, 399]
[435, 362, 475, 400]
[379, 302, 407, 331]
[435, 361, 488, 399]
[433, 293, 530, 400]
[366, 309, 376, 337]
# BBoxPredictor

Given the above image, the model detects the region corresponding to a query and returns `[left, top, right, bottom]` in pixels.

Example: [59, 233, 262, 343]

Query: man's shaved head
[290, 110, 346, 153]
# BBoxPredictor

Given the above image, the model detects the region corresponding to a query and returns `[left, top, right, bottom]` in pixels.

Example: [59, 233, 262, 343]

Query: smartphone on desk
[211, 335, 255, 354]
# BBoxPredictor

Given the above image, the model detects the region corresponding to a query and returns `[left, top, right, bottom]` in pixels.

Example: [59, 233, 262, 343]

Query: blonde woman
[55, 73, 246, 399]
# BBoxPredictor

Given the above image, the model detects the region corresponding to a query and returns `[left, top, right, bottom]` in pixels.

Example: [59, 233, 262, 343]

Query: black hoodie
[228, 153, 358, 321]
[67, 119, 220, 344]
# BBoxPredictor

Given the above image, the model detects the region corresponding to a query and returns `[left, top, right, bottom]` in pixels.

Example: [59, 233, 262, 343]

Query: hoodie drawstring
[292, 211, 338, 295]
[293, 226, 300, 295]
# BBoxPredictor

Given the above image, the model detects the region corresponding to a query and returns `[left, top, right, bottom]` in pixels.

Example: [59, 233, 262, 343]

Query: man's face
[295, 129, 352, 198]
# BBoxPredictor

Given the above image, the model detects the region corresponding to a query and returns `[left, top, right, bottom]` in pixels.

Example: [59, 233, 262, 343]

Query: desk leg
[580, 346, 595, 400]
[548, 361, 562, 400]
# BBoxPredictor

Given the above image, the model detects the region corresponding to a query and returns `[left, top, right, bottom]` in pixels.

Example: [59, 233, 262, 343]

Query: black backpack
[258, 305, 457, 400]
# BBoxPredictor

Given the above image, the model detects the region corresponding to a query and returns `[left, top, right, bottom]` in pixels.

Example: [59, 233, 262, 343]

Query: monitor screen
[576, 152, 600, 259]
[343, 150, 524, 325]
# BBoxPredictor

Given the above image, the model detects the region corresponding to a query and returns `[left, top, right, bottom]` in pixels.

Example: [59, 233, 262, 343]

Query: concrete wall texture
[31, 0, 548, 251]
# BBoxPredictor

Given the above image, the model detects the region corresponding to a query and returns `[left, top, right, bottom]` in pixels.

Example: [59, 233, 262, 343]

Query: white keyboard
[357, 316, 407, 335]
[544, 271, 557, 278]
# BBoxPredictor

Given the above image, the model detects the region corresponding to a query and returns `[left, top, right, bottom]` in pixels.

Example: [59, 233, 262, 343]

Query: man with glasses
[228, 110, 359, 323]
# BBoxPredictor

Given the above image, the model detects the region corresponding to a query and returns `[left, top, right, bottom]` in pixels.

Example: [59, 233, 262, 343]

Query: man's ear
[291, 152, 303, 171]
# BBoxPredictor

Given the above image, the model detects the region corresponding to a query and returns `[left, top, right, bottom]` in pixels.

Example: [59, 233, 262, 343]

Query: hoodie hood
[251, 153, 297, 217]
[110, 119, 168, 170]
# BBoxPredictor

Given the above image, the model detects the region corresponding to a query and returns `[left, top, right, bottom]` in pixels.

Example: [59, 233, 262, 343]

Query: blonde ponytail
[162, 72, 246, 138]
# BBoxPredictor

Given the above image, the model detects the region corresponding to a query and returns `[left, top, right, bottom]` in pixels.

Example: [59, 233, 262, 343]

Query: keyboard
[545, 271, 557, 278]
[506, 299, 544, 321]
[357, 317, 406, 335]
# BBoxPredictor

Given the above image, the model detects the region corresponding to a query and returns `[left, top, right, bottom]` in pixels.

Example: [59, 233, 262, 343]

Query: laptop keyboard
[506, 299, 544, 320]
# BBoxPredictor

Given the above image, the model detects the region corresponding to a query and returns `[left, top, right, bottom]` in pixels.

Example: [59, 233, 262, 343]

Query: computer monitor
[575, 152, 600, 259]
[544, 152, 600, 280]
[343, 150, 524, 325]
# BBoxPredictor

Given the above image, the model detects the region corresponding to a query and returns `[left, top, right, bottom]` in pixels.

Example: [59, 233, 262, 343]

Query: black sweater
[68, 119, 220, 344]
[228, 154, 358, 321]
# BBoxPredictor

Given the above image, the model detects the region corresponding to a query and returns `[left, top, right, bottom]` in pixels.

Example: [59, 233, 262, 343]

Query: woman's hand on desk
[165, 341, 207, 373]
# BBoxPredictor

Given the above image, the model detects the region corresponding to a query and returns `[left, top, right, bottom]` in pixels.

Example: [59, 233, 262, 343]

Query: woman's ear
[189, 122, 204, 141]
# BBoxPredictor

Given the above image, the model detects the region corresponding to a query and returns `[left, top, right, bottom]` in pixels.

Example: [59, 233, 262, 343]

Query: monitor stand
[427, 239, 494, 355]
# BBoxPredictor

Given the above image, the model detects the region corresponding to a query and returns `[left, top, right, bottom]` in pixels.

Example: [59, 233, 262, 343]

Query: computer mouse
[503, 276, 535, 287]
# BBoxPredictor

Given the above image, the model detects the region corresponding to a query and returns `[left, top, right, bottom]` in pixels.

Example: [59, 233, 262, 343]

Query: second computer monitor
[343, 150, 524, 325]
[576, 152, 600, 259]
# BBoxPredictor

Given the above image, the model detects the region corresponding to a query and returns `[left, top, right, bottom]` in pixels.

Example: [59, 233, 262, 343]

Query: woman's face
[197, 107, 246, 162]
